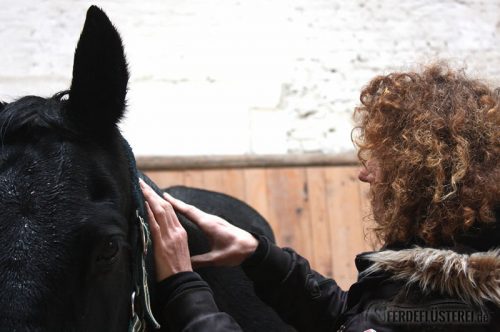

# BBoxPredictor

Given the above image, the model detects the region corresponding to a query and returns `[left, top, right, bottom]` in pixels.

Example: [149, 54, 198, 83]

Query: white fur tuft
[362, 247, 500, 307]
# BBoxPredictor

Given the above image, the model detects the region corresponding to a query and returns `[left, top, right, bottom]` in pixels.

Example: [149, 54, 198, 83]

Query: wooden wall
[142, 163, 376, 290]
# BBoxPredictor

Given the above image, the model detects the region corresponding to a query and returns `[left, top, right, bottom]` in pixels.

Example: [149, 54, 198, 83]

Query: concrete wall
[1, 0, 499, 156]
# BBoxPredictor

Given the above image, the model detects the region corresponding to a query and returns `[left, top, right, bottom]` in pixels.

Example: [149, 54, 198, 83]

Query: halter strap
[120, 136, 161, 331]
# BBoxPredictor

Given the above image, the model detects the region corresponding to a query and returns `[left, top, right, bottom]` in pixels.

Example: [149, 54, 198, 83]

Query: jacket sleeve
[241, 235, 348, 331]
[157, 271, 243, 332]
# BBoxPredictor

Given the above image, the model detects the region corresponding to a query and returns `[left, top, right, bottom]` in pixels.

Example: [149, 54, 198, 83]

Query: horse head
[0, 6, 145, 331]
[0, 6, 291, 332]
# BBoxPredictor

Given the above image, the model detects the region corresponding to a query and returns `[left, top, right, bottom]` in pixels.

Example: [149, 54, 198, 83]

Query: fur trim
[362, 247, 500, 307]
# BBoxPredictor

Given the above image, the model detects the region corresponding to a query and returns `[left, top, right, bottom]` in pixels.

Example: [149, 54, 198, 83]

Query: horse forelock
[0, 91, 73, 144]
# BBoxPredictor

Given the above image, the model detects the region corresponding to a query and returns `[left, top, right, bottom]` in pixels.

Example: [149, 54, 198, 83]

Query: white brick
[1, 0, 499, 156]
[249, 108, 288, 154]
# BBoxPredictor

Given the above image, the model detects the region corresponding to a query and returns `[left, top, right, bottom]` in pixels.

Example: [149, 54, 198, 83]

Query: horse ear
[68, 6, 129, 133]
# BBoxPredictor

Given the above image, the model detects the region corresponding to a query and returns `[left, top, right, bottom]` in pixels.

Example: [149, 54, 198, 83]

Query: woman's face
[359, 158, 384, 224]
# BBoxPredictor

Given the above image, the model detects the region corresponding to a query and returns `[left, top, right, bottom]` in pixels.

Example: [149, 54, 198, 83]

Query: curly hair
[354, 64, 500, 247]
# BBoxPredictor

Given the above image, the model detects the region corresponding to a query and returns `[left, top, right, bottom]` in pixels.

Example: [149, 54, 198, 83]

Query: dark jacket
[158, 235, 500, 331]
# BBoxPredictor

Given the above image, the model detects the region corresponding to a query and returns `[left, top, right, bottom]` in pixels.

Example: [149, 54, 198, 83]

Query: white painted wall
[1, 0, 499, 156]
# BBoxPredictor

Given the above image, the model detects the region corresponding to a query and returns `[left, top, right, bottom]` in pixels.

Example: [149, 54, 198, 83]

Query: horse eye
[97, 238, 119, 262]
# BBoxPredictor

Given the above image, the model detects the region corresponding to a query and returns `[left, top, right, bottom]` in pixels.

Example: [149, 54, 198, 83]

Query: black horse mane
[0, 91, 73, 143]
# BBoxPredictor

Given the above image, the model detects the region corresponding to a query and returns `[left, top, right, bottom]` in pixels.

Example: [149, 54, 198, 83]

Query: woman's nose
[358, 166, 370, 183]
[358, 165, 375, 183]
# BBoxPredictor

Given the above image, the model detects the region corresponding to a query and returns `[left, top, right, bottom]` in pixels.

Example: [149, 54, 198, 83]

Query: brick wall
[1, 0, 499, 156]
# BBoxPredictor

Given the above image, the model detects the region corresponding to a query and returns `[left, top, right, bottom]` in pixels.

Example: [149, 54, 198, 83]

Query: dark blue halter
[120, 136, 160, 331]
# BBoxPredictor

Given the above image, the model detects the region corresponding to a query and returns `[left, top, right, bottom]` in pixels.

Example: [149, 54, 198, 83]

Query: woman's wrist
[241, 234, 268, 267]
[240, 233, 259, 260]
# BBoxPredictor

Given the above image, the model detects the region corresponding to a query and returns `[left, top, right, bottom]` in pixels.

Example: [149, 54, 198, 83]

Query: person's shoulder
[353, 245, 499, 331]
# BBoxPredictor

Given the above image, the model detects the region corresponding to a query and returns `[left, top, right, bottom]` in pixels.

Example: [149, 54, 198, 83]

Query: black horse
[0, 6, 291, 332]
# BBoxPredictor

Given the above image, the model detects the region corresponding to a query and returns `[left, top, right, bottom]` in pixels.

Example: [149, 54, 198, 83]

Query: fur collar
[362, 247, 500, 307]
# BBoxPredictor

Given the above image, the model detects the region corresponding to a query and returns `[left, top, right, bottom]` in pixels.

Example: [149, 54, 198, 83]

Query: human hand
[140, 179, 192, 281]
[163, 192, 258, 268]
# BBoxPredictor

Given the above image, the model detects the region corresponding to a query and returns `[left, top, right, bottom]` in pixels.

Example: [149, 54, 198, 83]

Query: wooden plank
[243, 168, 271, 224]
[197, 169, 246, 201]
[137, 152, 358, 170]
[306, 167, 333, 277]
[143, 170, 185, 189]
[265, 168, 313, 260]
[219, 169, 246, 201]
[324, 166, 366, 290]
[198, 169, 225, 193]
[183, 170, 206, 188]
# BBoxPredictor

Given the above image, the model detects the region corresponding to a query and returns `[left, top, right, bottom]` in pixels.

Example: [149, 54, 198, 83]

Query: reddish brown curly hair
[354, 64, 500, 247]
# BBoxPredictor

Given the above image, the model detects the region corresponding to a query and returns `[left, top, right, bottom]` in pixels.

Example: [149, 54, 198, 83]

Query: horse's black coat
[0, 97, 133, 331]
[0, 5, 291, 332]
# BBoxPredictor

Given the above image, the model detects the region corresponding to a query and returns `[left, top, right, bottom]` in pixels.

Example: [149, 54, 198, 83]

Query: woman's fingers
[163, 192, 213, 230]
[140, 179, 164, 215]
[141, 179, 179, 230]
[161, 190, 258, 267]
[145, 201, 162, 247]
[163, 192, 201, 217]
[140, 179, 193, 280]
